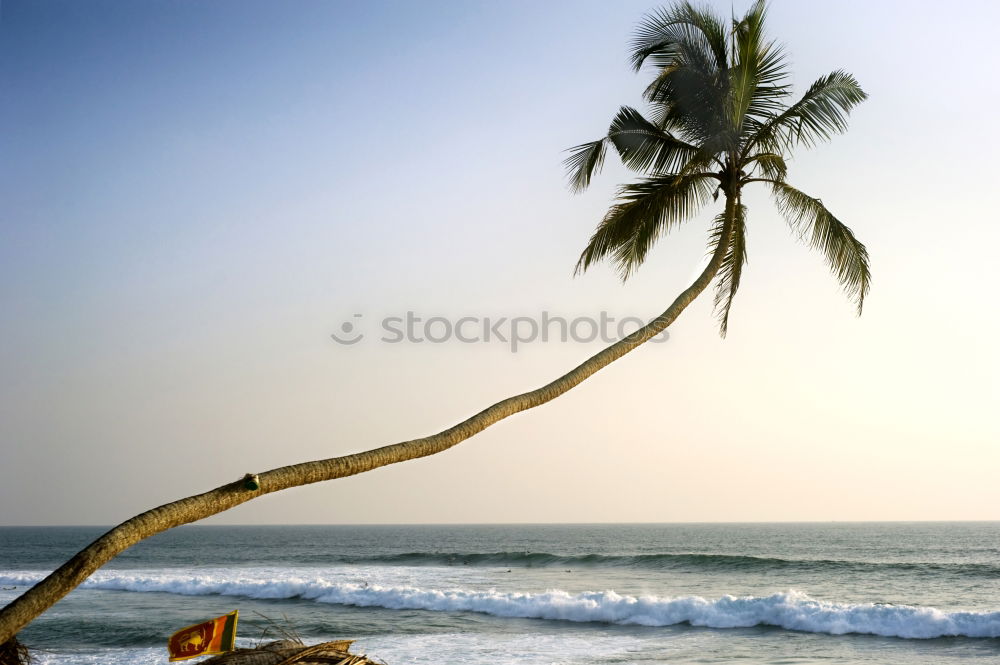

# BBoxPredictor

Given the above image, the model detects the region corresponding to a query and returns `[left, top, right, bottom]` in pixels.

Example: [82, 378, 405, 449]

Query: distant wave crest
[250, 550, 1000, 578]
[3, 571, 999, 639]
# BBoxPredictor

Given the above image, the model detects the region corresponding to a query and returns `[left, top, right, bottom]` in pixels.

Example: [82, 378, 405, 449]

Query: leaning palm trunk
[0, 205, 737, 645]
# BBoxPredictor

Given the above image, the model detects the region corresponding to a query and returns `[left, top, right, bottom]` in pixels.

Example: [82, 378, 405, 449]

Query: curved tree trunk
[0, 201, 736, 645]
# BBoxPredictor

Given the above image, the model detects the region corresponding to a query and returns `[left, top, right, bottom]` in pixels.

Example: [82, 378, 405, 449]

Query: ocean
[1, 523, 999, 664]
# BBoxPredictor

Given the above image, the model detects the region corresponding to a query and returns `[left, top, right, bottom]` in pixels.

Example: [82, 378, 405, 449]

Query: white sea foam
[3, 570, 999, 639]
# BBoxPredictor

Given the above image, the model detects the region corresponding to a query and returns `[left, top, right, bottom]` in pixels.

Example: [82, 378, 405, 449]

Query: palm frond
[744, 152, 787, 181]
[576, 173, 715, 279]
[729, 0, 790, 131]
[708, 202, 748, 336]
[643, 61, 733, 149]
[606, 106, 700, 175]
[771, 181, 870, 313]
[630, 4, 732, 148]
[747, 70, 867, 153]
[563, 138, 608, 193]
[645, 81, 685, 132]
[631, 2, 728, 73]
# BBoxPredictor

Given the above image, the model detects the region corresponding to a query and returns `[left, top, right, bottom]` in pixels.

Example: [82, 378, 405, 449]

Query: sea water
[1, 523, 999, 664]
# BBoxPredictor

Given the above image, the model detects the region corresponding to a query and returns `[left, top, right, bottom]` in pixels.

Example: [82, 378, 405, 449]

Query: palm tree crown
[567, 0, 870, 335]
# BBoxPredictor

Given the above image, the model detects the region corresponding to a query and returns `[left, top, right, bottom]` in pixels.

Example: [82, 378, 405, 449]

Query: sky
[1, 0, 998, 525]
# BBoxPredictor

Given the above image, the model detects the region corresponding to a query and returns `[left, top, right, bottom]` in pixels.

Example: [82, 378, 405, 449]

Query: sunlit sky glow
[1, 0, 998, 525]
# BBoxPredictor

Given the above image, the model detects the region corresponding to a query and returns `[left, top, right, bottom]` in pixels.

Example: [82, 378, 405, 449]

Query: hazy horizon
[6, 520, 1000, 528]
[2, 0, 998, 526]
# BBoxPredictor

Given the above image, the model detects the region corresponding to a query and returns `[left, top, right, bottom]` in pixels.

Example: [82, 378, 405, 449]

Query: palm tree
[0, 0, 867, 649]
[566, 1, 869, 334]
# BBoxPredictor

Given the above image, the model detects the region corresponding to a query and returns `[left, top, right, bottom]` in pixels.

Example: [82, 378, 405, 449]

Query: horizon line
[3, 519, 999, 528]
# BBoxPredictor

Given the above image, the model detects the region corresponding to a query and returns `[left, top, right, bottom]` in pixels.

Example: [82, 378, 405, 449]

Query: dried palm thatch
[200, 639, 379, 665]
[0, 636, 30, 665]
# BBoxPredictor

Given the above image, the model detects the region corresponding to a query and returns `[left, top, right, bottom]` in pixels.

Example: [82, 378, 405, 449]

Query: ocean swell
[3, 571, 999, 639]
[184, 550, 1000, 578]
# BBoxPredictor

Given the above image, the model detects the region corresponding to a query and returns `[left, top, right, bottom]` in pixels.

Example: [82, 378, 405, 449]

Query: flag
[167, 610, 238, 661]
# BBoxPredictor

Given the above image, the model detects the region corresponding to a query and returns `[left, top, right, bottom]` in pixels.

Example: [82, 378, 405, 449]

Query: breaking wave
[3, 571, 999, 640]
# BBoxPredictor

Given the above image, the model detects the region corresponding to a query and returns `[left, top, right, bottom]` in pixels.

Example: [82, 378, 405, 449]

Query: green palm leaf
[747, 70, 867, 152]
[745, 152, 787, 181]
[631, 5, 732, 149]
[564, 138, 608, 193]
[606, 106, 700, 175]
[771, 181, 871, 313]
[630, 2, 728, 74]
[729, 0, 790, 131]
[708, 203, 748, 336]
[576, 173, 715, 279]
[643, 59, 730, 148]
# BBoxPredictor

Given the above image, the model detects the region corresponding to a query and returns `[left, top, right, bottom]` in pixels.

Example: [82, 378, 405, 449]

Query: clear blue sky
[1, 0, 998, 525]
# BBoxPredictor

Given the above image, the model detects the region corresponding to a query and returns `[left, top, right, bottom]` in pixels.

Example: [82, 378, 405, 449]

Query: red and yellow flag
[167, 610, 238, 661]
